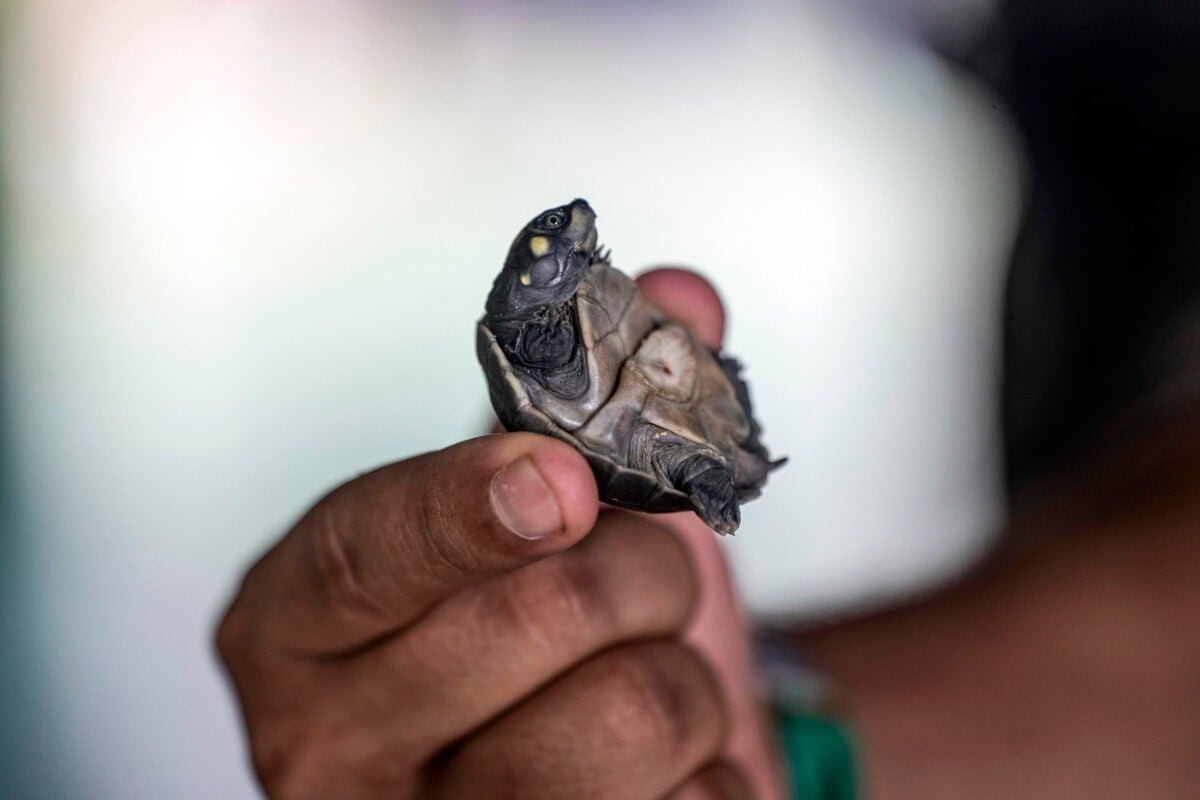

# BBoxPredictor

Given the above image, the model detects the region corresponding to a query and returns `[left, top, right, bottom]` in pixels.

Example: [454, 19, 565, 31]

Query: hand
[216, 270, 784, 799]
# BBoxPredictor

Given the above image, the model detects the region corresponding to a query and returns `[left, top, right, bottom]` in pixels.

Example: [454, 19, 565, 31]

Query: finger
[636, 267, 726, 349]
[219, 433, 599, 656]
[274, 512, 698, 788]
[431, 642, 728, 800]
[664, 762, 755, 800]
[651, 511, 792, 799]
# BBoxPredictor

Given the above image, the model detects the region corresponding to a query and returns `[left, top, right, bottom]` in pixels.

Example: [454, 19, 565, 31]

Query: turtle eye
[537, 210, 567, 230]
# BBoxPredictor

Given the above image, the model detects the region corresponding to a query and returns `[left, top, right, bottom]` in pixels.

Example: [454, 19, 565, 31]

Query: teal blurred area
[1, 1, 1016, 797]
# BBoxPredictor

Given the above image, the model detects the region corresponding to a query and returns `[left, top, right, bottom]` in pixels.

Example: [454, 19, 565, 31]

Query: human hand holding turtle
[216, 257, 787, 798]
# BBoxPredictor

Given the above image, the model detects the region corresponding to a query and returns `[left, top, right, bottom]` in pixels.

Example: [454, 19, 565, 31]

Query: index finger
[220, 433, 599, 656]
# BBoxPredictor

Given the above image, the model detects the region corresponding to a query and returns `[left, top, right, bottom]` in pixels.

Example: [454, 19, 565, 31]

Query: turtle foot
[686, 466, 741, 535]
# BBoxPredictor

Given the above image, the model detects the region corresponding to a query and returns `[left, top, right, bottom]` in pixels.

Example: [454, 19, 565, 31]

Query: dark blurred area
[977, 2, 1200, 491]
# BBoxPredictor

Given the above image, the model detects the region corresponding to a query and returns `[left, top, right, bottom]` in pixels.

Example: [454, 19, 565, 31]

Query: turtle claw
[700, 500, 741, 536]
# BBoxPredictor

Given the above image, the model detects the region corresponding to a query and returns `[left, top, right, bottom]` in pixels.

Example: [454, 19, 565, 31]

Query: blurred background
[1, 0, 1019, 797]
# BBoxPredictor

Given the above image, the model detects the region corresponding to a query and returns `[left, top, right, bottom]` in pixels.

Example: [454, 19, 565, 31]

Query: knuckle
[308, 460, 487, 625]
[214, 600, 250, 665]
[670, 762, 752, 800]
[249, 723, 311, 800]
[251, 719, 405, 800]
[602, 644, 709, 748]
[490, 553, 614, 652]
[308, 502, 389, 624]
[214, 556, 273, 666]
[398, 451, 493, 581]
[414, 491, 487, 578]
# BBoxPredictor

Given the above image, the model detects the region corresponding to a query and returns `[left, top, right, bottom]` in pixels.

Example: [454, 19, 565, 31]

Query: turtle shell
[476, 320, 693, 513]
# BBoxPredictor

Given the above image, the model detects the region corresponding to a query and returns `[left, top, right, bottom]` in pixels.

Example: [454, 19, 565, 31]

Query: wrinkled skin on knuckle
[436, 737, 590, 800]
[303, 464, 463, 630]
[485, 552, 615, 658]
[249, 719, 318, 800]
[518, 644, 724, 795]
[413, 496, 489, 580]
[600, 644, 711, 752]
[306, 499, 394, 628]
[251, 711, 421, 800]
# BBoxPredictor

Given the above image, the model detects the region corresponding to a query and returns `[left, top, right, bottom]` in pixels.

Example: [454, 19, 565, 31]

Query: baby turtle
[477, 199, 782, 534]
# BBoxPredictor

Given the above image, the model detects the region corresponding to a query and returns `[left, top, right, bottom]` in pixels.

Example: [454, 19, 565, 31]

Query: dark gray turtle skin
[477, 199, 782, 534]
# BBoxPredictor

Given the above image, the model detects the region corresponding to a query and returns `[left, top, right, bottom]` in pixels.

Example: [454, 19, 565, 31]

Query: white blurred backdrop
[2, 0, 1018, 797]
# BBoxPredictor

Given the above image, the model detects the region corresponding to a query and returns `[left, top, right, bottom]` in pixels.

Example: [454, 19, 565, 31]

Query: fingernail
[490, 457, 563, 540]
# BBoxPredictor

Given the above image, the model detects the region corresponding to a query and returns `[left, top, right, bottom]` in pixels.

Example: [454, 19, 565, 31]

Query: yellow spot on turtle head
[529, 236, 550, 257]
[519, 272, 532, 286]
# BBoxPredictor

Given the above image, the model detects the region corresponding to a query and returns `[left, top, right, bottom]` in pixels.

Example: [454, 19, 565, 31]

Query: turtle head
[487, 199, 599, 317]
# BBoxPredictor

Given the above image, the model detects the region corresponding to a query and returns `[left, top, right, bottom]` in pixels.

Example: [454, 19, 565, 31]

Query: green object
[776, 709, 858, 800]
